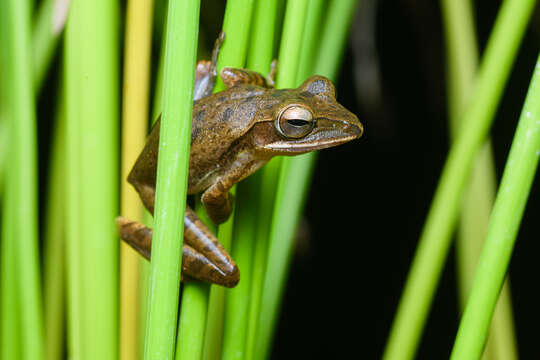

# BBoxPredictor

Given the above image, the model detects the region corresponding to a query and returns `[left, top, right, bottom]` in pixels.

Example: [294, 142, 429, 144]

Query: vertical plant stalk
[451, 53, 540, 359]
[246, 1, 322, 358]
[383, 0, 535, 359]
[209, 1, 262, 359]
[43, 96, 66, 360]
[120, 0, 154, 359]
[32, 0, 64, 91]
[255, 0, 358, 358]
[187, 1, 255, 358]
[252, 0, 310, 358]
[64, 3, 82, 357]
[143, 0, 200, 358]
[0, 0, 44, 358]
[441, 0, 518, 359]
[67, 0, 121, 358]
[236, 1, 282, 359]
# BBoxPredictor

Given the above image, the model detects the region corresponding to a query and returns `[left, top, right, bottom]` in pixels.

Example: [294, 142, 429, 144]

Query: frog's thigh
[116, 215, 239, 288]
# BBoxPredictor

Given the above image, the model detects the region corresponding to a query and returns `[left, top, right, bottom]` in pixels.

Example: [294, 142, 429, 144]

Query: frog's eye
[277, 105, 314, 139]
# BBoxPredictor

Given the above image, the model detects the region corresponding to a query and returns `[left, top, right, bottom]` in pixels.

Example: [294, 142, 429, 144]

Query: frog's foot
[193, 31, 226, 100]
[116, 215, 239, 288]
[266, 59, 277, 88]
[201, 189, 234, 224]
[211, 31, 225, 76]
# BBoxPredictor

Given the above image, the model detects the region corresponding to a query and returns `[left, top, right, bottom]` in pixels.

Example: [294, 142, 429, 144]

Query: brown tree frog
[117, 34, 363, 288]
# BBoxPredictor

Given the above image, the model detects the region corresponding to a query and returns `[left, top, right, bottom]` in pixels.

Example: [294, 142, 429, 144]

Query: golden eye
[276, 105, 314, 139]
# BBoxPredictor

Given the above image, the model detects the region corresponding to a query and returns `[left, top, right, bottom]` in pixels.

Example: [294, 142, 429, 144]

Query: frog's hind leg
[116, 209, 239, 288]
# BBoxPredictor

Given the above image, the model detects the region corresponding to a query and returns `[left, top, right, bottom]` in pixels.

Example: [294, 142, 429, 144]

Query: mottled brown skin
[117, 34, 363, 288]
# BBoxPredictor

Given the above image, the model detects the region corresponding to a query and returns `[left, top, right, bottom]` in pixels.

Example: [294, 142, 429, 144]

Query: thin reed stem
[253, 0, 310, 357]
[451, 52, 540, 359]
[143, 1, 200, 358]
[441, 0, 518, 358]
[0, 0, 44, 358]
[120, 0, 155, 359]
[383, 1, 536, 358]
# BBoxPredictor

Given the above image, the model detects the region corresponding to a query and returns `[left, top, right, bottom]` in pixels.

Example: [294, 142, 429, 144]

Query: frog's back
[188, 85, 268, 192]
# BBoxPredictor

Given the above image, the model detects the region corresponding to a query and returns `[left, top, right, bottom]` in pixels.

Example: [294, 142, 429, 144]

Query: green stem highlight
[451, 53, 540, 359]
[383, 0, 535, 359]
[441, 0, 518, 358]
[0, 0, 44, 358]
[143, 1, 200, 358]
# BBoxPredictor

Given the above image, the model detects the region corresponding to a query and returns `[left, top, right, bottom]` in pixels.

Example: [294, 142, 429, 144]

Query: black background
[273, 1, 540, 359]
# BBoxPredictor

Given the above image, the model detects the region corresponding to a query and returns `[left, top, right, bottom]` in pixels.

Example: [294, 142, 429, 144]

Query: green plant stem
[32, 1, 68, 355]
[0, 116, 6, 193]
[64, 4, 82, 357]
[213, 0, 255, 92]
[254, 1, 358, 358]
[43, 94, 66, 360]
[220, 179, 259, 360]
[0, 0, 44, 358]
[451, 53, 540, 359]
[383, 1, 535, 359]
[181, 2, 256, 359]
[242, 2, 281, 358]
[244, 162, 280, 360]
[256, 152, 315, 360]
[440, 0, 478, 129]
[246, 1, 320, 358]
[312, 0, 357, 79]
[176, 283, 211, 360]
[0, 193, 21, 360]
[32, 0, 63, 91]
[143, 1, 200, 359]
[253, 0, 310, 357]
[67, 0, 120, 358]
[441, 0, 518, 359]
[296, 0, 325, 80]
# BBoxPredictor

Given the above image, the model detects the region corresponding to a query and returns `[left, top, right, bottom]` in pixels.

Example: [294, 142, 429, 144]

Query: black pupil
[287, 119, 309, 127]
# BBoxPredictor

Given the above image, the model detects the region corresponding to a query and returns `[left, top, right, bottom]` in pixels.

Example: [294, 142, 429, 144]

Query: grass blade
[441, 0, 518, 358]
[254, 1, 358, 357]
[383, 0, 536, 358]
[65, 0, 121, 358]
[120, 0, 155, 359]
[0, 0, 44, 358]
[43, 95, 66, 360]
[32, 0, 63, 91]
[451, 52, 540, 359]
[64, 4, 82, 356]
[253, 0, 310, 357]
[143, 0, 200, 358]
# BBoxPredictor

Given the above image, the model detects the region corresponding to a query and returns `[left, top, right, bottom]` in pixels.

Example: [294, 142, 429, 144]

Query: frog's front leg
[200, 177, 235, 224]
[201, 155, 267, 224]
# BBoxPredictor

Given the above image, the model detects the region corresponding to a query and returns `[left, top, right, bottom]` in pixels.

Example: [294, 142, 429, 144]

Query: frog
[116, 33, 363, 288]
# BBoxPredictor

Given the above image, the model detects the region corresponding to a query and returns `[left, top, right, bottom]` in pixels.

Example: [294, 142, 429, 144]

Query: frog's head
[257, 76, 363, 154]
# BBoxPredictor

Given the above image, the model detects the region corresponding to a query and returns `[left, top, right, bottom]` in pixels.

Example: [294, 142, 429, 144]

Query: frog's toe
[183, 244, 240, 288]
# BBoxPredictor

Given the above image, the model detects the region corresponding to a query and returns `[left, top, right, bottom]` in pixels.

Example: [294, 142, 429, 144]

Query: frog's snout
[342, 114, 363, 139]
[343, 121, 363, 138]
